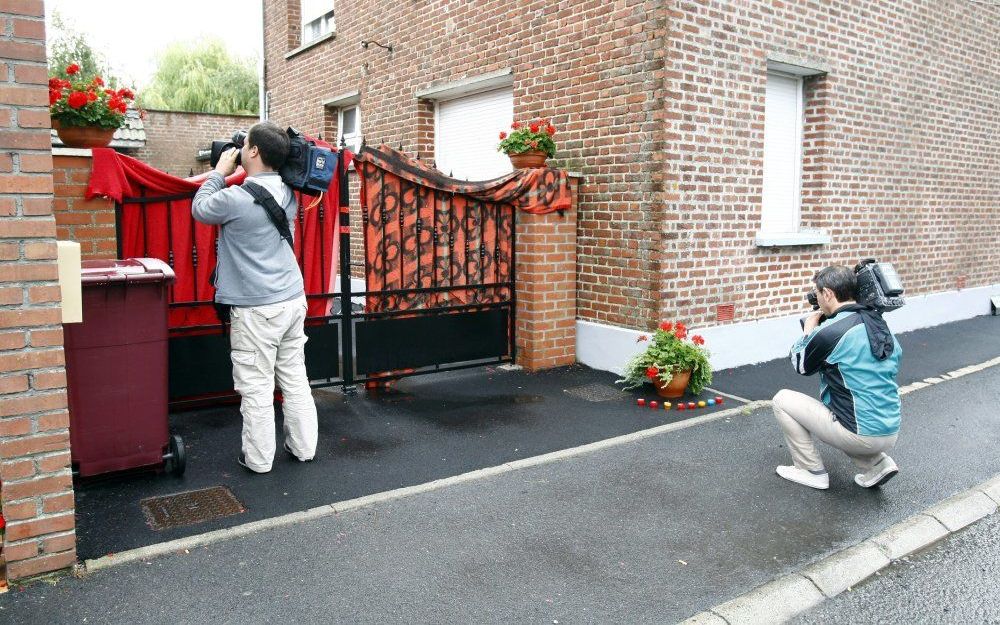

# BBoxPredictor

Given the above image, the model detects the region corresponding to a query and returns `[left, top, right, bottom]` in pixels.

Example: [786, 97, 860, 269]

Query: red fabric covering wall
[86, 147, 347, 329]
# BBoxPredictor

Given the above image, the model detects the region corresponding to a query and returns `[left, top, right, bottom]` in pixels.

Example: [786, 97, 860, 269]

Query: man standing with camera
[773, 265, 902, 490]
[192, 122, 318, 473]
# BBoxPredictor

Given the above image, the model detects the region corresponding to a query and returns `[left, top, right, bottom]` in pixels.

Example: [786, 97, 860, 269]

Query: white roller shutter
[761, 72, 803, 234]
[435, 88, 513, 181]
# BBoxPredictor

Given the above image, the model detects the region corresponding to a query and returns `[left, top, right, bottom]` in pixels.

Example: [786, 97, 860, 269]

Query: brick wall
[263, 0, 668, 329]
[515, 181, 578, 370]
[265, 0, 1000, 340]
[662, 0, 1000, 328]
[132, 109, 259, 178]
[52, 153, 116, 260]
[0, 0, 77, 582]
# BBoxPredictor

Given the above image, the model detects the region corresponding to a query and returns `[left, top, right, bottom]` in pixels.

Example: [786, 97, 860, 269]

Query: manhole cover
[140, 486, 245, 531]
[563, 383, 623, 402]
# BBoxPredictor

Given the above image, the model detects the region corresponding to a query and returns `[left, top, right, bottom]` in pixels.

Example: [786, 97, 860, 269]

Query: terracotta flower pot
[508, 149, 548, 169]
[652, 369, 692, 398]
[51, 119, 116, 149]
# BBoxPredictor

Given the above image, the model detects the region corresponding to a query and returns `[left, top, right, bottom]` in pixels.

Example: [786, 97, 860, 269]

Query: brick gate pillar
[513, 177, 578, 371]
[0, 2, 77, 582]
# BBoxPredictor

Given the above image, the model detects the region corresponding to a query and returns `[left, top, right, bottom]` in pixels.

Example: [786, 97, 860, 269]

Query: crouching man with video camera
[192, 121, 318, 473]
[773, 265, 902, 490]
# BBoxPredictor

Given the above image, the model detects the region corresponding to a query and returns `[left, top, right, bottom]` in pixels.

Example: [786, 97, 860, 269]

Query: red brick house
[263, 0, 1000, 373]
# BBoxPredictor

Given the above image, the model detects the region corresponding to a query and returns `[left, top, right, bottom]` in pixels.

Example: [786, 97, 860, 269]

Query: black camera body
[854, 258, 905, 312]
[807, 258, 905, 313]
[208, 127, 336, 194]
[210, 130, 248, 168]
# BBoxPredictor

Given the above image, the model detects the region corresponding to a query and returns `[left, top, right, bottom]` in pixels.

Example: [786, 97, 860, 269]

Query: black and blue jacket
[789, 304, 902, 436]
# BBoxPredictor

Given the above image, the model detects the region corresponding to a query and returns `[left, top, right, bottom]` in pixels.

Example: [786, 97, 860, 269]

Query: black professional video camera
[807, 258, 905, 313]
[210, 130, 247, 168]
[209, 127, 336, 194]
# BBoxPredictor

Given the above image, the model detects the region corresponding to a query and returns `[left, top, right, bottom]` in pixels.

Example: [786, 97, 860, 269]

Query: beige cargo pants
[230, 295, 318, 472]
[772, 389, 896, 473]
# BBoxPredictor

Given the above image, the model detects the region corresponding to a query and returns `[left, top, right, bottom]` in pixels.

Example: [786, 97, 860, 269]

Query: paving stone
[871, 513, 950, 560]
[925, 491, 998, 532]
[678, 611, 729, 625]
[801, 541, 890, 598]
[713, 574, 824, 624]
[978, 474, 1000, 505]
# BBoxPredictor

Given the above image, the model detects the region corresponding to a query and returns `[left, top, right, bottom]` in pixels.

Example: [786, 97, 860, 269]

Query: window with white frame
[435, 87, 514, 181]
[761, 71, 804, 235]
[338, 105, 361, 152]
[301, 0, 334, 45]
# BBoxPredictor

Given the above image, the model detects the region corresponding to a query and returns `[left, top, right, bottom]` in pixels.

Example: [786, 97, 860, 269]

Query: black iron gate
[114, 148, 515, 406]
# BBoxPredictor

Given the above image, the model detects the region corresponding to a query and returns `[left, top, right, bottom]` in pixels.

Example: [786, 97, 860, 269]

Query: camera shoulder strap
[241, 180, 294, 249]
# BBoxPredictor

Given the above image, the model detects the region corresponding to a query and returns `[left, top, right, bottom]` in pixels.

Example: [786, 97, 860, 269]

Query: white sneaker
[855, 456, 899, 488]
[776, 465, 830, 490]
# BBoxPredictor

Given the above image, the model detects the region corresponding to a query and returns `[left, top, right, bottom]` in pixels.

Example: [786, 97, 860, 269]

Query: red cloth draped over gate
[353, 146, 571, 313]
[86, 146, 346, 330]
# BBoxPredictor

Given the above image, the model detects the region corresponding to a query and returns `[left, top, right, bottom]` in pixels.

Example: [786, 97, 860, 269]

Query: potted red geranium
[617, 321, 713, 398]
[497, 119, 557, 168]
[49, 63, 136, 148]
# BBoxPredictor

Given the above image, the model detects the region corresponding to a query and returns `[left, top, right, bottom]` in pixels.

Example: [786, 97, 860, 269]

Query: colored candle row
[637, 396, 724, 410]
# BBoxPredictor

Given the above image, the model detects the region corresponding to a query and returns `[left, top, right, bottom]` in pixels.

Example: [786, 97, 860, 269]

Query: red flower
[109, 96, 126, 113]
[636, 334, 648, 342]
[692, 335, 705, 346]
[529, 123, 540, 133]
[87, 91, 97, 102]
[646, 366, 659, 379]
[511, 121, 520, 129]
[529, 140, 538, 148]
[48, 88, 61, 105]
[48, 77, 62, 89]
[546, 124, 556, 136]
[674, 327, 688, 340]
[65, 63, 80, 75]
[659, 321, 673, 332]
[92, 76, 104, 87]
[117, 88, 134, 100]
[67, 91, 88, 109]
[499, 131, 507, 140]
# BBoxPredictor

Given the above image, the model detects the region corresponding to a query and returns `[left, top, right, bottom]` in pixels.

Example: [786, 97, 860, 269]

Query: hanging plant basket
[52, 119, 116, 149]
[508, 150, 548, 169]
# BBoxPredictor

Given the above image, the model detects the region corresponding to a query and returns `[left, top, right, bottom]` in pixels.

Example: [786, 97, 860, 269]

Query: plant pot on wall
[51, 119, 116, 149]
[508, 150, 548, 169]
[652, 369, 692, 399]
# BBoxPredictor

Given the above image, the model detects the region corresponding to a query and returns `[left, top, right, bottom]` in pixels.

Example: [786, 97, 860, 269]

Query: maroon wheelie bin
[63, 258, 185, 477]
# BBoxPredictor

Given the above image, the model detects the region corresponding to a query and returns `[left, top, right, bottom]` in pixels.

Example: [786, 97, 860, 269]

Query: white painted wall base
[577, 283, 1000, 375]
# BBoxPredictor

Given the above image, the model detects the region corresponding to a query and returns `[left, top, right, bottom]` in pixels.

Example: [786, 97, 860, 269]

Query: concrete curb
[680, 472, 1000, 624]
[83, 401, 766, 574]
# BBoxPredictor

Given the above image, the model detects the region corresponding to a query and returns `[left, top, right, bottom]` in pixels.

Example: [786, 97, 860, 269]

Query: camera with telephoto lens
[209, 130, 248, 168]
[806, 258, 906, 313]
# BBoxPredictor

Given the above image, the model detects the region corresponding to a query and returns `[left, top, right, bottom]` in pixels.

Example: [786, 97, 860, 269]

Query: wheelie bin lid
[80, 258, 175, 285]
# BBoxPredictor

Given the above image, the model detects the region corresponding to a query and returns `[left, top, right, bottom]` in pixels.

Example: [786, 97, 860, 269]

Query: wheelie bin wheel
[165, 434, 186, 476]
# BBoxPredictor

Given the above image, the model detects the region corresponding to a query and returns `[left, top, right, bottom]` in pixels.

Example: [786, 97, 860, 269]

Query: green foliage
[47, 11, 122, 88]
[617, 322, 713, 395]
[140, 39, 259, 115]
[497, 119, 557, 158]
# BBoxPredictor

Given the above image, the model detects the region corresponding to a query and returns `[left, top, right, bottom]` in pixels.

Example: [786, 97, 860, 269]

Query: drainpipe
[258, 0, 267, 121]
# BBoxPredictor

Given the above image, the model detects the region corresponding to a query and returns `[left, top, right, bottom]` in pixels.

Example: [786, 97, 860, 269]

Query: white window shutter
[761, 73, 803, 234]
[435, 88, 514, 181]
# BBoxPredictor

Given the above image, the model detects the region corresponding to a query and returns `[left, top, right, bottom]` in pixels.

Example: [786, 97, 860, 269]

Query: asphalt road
[3, 361, 1000, 624]
[793, 512, 1000, 624]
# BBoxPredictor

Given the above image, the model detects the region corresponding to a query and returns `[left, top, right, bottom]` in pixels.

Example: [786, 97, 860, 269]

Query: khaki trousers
[772, 389, 896, 473]
[230, 295, 318, 472]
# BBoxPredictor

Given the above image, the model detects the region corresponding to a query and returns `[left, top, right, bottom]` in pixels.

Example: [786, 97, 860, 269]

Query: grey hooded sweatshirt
[192, 171, 304, 306]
